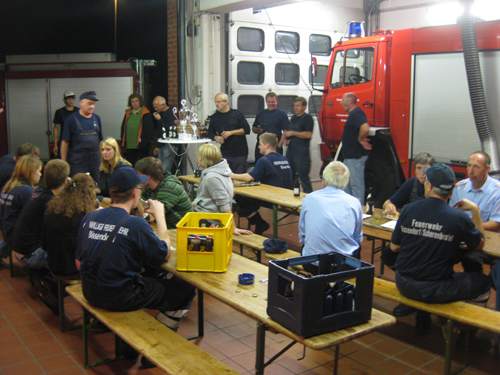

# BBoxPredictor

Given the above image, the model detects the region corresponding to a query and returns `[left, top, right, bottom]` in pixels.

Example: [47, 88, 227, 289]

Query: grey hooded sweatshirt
[193, 159, 234, 213]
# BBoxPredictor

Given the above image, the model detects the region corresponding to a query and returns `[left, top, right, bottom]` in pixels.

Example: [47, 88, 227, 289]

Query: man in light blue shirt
[299, 161, 363, 258]
[450, 151, 500, 273]
[450, 151, 500, 232]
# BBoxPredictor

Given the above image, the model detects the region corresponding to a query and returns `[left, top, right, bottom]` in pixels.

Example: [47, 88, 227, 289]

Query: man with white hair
[152, 96, 178, 174]
[299, 161, 363, 258]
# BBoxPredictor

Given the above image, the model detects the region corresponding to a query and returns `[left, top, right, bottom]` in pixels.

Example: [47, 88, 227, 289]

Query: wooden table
[163, 230, 395, 374]
[179, 175, 306, 238]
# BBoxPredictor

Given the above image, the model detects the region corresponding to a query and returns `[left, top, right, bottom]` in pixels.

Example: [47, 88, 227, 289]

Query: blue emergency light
[347, 22, 365, 39]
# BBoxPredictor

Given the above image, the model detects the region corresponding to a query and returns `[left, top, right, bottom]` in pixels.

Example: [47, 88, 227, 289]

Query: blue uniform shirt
[76, 207, 169, 288]
[249, 152, 292, 189]
[299, 186, 363, 256]
[449, 176, 500, 224]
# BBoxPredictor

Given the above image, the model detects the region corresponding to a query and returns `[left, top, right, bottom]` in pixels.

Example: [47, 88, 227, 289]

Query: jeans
[344, 155, 368, 204]
[158, 144, 177, 174]
[18, 247, 48, 269]
[286, 149, 312, 193]
[0, 240, 8, 258]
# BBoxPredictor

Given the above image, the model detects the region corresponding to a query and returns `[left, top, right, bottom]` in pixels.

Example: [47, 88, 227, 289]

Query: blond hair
[197, 144, 222, 168]
[3, 155, 43, 193]
[100, 137, 131, 173]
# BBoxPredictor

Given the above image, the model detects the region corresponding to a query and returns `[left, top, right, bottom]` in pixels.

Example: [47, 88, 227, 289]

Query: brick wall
[167, 0, 178, 107]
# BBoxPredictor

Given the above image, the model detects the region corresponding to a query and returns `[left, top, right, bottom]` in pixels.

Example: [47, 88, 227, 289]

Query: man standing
[231, 133, 293, 234]
[61, 91, 104, 182]
[76, 167, 196, 336]
[208, 93, 250, 174]
[252, 92, 289, 162]
[282, 96, 313, 193]
[341, 92, 371, 204]
[299, 161, 363, 258]
[52, 91, 79, 158]
[390, 163, 491, 349]
[135, 157, 193, 229]
[152, 96, 178, 173]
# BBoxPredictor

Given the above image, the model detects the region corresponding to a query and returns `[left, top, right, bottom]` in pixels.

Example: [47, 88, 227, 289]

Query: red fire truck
[317, 20, 500, 206]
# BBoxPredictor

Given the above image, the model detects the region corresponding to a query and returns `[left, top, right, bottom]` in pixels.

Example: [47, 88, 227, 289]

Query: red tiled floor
[37, 353, 79, 373]
[0, 179, 499, 374]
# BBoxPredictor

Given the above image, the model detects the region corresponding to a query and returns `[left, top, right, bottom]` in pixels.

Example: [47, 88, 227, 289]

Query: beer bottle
[293, 173, 300, 197]
[366, 187, 374, 215]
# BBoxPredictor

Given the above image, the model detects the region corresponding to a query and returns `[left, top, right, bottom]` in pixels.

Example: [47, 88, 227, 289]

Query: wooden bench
[66, 284, 239, 374]
[264, 249, 301, 261]
[373, 278, 500, 375]
[233, 232, 265, 262]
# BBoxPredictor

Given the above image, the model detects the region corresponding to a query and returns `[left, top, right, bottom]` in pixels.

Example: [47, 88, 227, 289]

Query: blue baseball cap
[423, 163, 455, 192]
[79, 91, 99, 101]
[108, 167, 148, 193]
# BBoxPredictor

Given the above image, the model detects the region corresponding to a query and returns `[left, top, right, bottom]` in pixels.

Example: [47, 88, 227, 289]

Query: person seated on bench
[1, 155, 44, 264]
[382, 152, 435, 218]
[135, 157, 193, 229]
[43, 173, 97, 278]
[389, 163, 492, 350]
[380, 152, 435, 316]
[299, 161, 363, 274]
[12, 159, 70, 312]
[193, 144, 252, 236]
[231, 133, 293, 235]
[450, 151, 500, 274]
[75, 167, 196, 366]
[96, 137, 131, 202]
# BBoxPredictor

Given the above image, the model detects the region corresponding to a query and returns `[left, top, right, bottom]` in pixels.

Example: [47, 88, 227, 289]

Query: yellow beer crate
[176, 212, 233, 272]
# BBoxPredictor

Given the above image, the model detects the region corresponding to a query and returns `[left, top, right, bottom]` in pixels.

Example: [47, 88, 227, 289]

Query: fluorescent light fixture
[428, 0, 500, 24]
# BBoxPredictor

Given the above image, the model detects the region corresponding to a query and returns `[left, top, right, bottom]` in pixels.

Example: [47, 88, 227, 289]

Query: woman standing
[193, 144, 252, 236]
[97, 137, 131, 199]
[43, 173, 97, 277]
[120, 93, 154, 167]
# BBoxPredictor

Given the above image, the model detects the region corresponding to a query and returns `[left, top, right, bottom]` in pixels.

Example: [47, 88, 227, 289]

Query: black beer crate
[267, 252, 374, 338]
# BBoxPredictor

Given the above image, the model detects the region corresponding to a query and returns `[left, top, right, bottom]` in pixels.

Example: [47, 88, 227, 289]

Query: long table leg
[273, 205, 278, 239]
[198, 289, 204, 338]
[255, 322, 267, 375]
[494, 261, 500, 357]
[333, 345, 340, 375]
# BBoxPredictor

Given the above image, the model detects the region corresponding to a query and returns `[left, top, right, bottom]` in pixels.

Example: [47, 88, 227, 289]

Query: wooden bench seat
[373, 278, 500, 375]
[232, 232, 302, 265]
[374, 278, 500, 334]
[264, 250, 301, 261]
[66, 284, 238, 374]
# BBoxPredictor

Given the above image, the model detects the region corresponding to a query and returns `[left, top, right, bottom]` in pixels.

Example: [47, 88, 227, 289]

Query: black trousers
[395, 272, 491, 303]
[82, 275, 196, 313]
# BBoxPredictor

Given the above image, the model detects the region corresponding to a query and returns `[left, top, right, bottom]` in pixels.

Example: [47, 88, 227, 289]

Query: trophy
[190, 113, 199, 139]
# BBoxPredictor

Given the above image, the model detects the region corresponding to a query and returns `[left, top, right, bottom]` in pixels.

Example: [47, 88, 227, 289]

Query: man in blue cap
[389, 162, 492, 350]
[75, 167, 196, 364]
[61, 91, 103, 182]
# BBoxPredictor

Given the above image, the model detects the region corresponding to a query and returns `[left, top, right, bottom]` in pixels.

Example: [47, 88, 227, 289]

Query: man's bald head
[153, 96, 168, 112]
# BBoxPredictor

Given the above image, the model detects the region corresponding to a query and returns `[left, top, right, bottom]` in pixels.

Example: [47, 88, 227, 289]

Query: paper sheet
[381, 220, 398, 230]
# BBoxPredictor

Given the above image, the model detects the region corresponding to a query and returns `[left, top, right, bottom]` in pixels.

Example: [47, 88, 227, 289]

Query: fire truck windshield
[331, 47, 374, 88]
